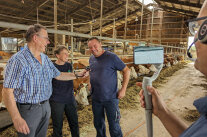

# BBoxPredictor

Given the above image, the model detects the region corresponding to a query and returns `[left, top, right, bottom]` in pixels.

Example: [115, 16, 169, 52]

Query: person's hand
[77, 69, 89, 78]
[117, 88, 126, 99]
[136, 82, 168, 118]
[82, 70, 89, 78]
[13, 116, 30, 135]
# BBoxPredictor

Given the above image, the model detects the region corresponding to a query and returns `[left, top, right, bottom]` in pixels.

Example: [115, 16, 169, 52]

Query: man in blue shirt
[2, 24, 87, 137]
[88, 37, 130, 137]
[138, 0, 207, 136]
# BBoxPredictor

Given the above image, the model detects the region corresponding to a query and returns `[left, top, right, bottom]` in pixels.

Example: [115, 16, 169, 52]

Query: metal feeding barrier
[134, 46, 164, 137]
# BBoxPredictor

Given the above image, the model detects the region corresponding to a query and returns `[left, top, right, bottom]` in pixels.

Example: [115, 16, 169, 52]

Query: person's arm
[55, 72, 76, 80]
[117, 66, 130, 99]
[2, 88, 30, 135]
[2, 58, 30, 135]
[55, 70, 89, 81]
[137, 83, 188, 137]
[158, 108, 188, 137]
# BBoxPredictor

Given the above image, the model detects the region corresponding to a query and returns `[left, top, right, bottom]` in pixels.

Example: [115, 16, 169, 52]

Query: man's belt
[17, 100, 48, 105]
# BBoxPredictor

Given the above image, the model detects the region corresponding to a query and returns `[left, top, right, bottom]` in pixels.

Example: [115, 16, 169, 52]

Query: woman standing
[50, 46, 85, 137]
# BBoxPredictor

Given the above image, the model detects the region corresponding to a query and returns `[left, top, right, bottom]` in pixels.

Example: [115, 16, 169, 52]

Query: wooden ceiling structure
[0, 0, 205, 53]
[154, 0, 204, 17]
[0, 0, 151, 38]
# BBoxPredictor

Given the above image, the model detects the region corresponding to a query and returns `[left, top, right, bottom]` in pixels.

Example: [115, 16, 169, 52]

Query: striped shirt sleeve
[46, 56, 61, 78]
[4, 58, 24, 89]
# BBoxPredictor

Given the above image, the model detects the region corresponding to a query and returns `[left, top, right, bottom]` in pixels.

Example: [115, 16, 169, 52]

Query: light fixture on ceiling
[92, 19, 96, 23]
[135, 16, 138, 21]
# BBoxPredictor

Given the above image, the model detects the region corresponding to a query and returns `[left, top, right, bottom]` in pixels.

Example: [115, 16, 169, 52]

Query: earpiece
[187, 19, 207, 59]
[198, 19, 207, 44]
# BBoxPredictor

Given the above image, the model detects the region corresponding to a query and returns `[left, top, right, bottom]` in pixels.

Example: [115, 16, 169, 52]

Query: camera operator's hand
[136, 82, 168, 118]
[136, 82, 188, 137]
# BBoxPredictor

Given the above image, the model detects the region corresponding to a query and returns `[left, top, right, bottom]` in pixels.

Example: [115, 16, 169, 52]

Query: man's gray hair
[25, 24, 46, 42]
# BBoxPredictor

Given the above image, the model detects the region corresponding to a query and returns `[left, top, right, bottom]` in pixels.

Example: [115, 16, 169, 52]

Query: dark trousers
[92, 99, 123, 137]
[49, 100, 79, 137]
[17, 101, 51, 137]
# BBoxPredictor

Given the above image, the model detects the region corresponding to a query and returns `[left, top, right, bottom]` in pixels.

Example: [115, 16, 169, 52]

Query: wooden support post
[36, 0, 39, 24]
[78, 41, 81, 52]
[23, 33, 25, 47]
[150, 5, 154, 43]
[54, 0, 58, 48]
[71, 19, 74, 71]
[159, 11, 163, 45]
[37, 8, 39, 24]
[180, 16, 184, 54]
[146, 14, 150, 43]
[123, 0, 128, 54]
[124, 0, 128, 40]
[62, 35, 65, 45]
[0, 34, 2, 51]
[100, 0, 103, 37]
[90, 24, 93, 36]
[17, 38, 18, 52]
[140, 0, 144, 40]
[113, 18, 116, 52]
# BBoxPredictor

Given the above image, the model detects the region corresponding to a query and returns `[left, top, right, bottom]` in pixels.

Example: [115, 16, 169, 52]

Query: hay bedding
[183, 108, 200, 122]
[0, 61, 188, 137]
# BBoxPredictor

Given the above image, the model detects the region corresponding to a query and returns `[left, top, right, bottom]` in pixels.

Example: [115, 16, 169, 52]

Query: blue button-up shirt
[180, 96, 207, 137]
[3, 46, 61, 104]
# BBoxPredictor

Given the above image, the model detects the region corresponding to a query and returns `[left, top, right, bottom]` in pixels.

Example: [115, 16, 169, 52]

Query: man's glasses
[188, 16, 207, 36]
[36, 33, 50, 41]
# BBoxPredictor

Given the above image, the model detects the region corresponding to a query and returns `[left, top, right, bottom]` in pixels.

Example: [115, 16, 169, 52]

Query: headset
[187, 17, 207, 58]
[198, 19, 207, 44]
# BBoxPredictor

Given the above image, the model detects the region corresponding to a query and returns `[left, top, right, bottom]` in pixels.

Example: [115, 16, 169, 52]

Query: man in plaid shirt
[2, 24, 88, 137]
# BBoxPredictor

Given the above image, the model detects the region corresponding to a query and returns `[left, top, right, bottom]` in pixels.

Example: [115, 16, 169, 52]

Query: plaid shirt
[3, 46, 61, 104]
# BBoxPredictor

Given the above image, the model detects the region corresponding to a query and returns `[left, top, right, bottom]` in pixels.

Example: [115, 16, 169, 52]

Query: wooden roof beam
[59, 0, 95, 23]
[91, 8, 149, 34]
[156, 0, 202, 8]
[159, 6, 198, 17]
[22, 0, 50, 18]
